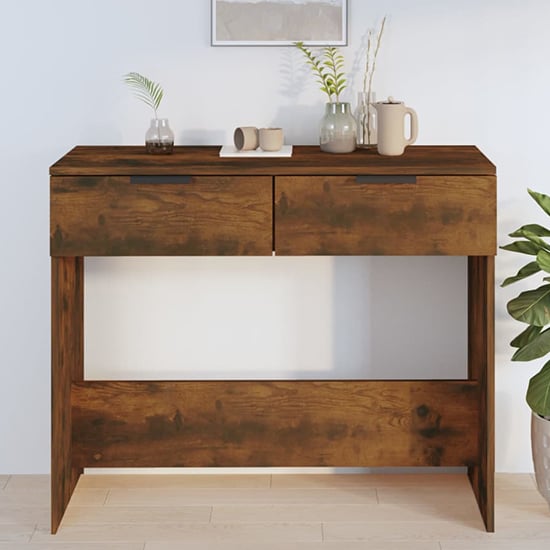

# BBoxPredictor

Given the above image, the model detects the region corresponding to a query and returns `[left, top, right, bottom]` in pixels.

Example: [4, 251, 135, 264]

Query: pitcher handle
[405, 107, 418, 146]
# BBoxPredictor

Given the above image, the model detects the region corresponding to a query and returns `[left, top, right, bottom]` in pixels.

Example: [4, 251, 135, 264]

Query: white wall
[1, 0, 548, 473]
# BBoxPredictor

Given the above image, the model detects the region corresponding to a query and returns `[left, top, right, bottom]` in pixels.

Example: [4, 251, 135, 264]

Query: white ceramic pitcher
[374, 97, 418, 156]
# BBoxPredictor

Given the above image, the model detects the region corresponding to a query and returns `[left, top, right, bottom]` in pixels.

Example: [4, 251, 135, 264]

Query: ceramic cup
[259, 128, 284, 152]
[234, 126, 259, 151]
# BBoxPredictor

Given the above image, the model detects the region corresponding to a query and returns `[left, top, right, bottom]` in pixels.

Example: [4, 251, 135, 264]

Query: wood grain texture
[274, 176, 496, 256]
[51, 257, 84, 533]
[50, 146, 496, 177]
[49, 145, 497, 533]
[50, 176, 272, 256]
[71, 380, 480, 469]
[467, 256, 495, 532]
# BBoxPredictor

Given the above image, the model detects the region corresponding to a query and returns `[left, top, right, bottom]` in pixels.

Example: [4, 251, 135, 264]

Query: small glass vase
[145, 118, 174, 154]
[355, 91, 377, 148]
[319, 102, 357, 154]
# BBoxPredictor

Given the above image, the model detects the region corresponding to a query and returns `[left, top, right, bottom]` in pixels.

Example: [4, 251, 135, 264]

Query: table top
[50, 145, 496, 177]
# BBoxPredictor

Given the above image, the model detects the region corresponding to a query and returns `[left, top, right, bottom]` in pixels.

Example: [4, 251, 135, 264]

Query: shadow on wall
[332, 256, 468, 379]
[85, 256, 467, 381]
[179, 129, 226, 145]
[270, 104, 322, 145]
[275, 46, 329, 145]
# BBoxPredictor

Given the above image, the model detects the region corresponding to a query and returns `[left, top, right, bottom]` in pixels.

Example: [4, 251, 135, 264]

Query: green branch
[124, 72, 164, 119]
[295, 42, 347, 102]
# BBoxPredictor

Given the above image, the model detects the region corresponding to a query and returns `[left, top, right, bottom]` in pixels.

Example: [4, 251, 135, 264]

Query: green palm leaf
[124, 72, 164, 118]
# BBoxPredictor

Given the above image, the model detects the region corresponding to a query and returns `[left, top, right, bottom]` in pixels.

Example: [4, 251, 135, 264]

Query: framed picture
[211, 0, 348, 46]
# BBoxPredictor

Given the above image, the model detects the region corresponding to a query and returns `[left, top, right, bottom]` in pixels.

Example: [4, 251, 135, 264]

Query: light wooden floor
[1, 473, 549, 549]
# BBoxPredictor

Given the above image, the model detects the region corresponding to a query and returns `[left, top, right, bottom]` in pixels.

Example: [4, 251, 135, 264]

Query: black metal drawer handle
[130, 175, 192, 185]
[355, 175, 416, 184]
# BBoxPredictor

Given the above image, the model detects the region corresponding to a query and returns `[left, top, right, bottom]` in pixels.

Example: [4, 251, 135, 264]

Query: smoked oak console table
[50, 145, 496, 533]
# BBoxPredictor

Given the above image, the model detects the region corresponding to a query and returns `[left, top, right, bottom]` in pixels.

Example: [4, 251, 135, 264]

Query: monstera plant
[501, 188, 550, 505]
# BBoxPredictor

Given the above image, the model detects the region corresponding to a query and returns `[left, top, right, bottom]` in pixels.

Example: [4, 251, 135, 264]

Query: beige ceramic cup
[234, 126, 259, 151]
[259, 128, 284, 152]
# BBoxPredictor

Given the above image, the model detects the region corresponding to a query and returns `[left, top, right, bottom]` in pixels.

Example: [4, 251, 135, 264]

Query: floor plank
[441, 542, 550, 550]
[0, 523, 34, 543]
[145, 543, 440, 550]
[0, 544, 143, 550]
[78, 474, 270, 489]
[271, 473, 468, 489]
[63, 505, 211, 524]
[4, 475, 49, 491]
[324, 520, 550, 541]
[0, 473, 548, 548]
[0, 506, 49, 525]
[495, 472, 537, 491]
[105, 487, 378, 507]
[212, 503, 481, 523]
[32, 522, 322, 543]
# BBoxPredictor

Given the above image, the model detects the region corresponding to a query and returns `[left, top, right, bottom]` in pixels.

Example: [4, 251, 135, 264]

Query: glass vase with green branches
[295, 43, 356, 153]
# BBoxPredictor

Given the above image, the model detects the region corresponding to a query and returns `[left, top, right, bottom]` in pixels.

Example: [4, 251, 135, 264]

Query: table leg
[467, 256, 495, 532]
[51, 257, 84, 533]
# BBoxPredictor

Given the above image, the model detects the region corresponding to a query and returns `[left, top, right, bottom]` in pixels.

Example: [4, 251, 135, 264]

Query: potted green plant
[124, 72, 174, 154]
[295, 43, 356, 153]
[501, 188, 550, 505]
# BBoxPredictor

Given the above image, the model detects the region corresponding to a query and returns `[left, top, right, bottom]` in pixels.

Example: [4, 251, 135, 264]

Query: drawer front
[51, 176, 272, 256]
[275, 175, 496, 255]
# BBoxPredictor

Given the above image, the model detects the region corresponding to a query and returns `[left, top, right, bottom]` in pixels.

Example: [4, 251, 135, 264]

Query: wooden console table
[50, 145, 496, 533]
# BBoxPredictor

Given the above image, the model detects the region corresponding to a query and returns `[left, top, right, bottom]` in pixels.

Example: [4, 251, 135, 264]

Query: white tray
[219, 145, 293, 158]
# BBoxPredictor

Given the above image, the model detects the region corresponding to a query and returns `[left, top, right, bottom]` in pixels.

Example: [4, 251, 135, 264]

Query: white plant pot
[531, 411, 550, 506]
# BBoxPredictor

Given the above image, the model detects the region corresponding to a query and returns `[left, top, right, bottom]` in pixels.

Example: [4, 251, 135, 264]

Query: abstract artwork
[212, 0, 347, 46]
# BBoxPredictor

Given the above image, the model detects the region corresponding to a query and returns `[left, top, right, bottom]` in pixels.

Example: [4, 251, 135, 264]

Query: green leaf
[507, 284, 550, 326]
[124, 72, 164, 117]
[500, 240, 541, 255]
[510, 224, 550, 238]
[526, 360, 550, 416]
[501, 261, 541, 287]
[511, 325, 543, 348]
[538, 249, 550, 274]
[520, 231, 550, 252]
[512, 328, 550, 361]
[529, 189, 550, 217]
[295, 42, 347, 101]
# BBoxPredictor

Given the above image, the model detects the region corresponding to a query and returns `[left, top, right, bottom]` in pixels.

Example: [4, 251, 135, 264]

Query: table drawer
[51, 175, 273, 256]
[275, 175, 496, 255]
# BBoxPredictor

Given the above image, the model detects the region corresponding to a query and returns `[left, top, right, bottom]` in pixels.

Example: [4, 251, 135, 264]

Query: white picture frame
[211, 0, 348, 46]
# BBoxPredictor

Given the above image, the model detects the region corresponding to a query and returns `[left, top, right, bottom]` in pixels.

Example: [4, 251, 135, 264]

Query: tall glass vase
[355, 91, 377, 148]
[319, 102, 357, 154]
